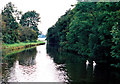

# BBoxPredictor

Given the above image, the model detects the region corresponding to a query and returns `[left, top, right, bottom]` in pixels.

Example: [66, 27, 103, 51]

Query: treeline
[1, 2, 40, 44]
[47, 2, 120, 68]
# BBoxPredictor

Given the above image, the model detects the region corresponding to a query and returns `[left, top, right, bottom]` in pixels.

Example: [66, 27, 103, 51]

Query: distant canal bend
[2, 43, 120, 83]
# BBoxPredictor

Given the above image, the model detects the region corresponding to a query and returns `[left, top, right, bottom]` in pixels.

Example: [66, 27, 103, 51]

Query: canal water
[2, 43, 120, 83]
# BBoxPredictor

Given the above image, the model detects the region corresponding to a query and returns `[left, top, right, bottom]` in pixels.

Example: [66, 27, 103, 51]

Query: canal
[2, 43, 120, 83]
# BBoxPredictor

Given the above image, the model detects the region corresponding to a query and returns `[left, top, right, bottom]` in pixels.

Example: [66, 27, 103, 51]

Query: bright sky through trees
[0, 0, 77, 34]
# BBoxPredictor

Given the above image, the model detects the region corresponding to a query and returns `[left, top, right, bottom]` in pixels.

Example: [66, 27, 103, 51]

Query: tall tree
[20, 11, 40, 34]
[2, 2, 19, 43]
[47, 2, 120, 68]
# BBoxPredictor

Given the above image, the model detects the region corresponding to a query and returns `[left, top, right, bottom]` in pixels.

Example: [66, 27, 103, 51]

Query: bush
[18, 26, 38, 42]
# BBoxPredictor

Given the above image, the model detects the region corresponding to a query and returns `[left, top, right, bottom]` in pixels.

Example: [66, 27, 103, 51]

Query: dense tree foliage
[1, 2, 40, 44]
[2, 2, 19, 43]
[47, 2, 120, 68]
[20, 11, 40, 34]
[18, 26, 37, 42]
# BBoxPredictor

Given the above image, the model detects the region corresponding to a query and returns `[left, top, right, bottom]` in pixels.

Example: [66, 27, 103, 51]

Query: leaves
[2, 2, 39, 44]
[20, 11, 40, 34]
[47, 2, 120, 67]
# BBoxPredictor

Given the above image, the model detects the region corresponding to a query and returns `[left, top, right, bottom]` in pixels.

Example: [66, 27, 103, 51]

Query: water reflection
[18, 49, 36, 66]
[47, 44, 120, 84]
[2, 44, 68, 82]
[34, 45, 68, 82]
[86, 64, 89, 71]
[93, 65, 96, 75]
[2, 44, 120, 83]
[6, 48, 37, 82]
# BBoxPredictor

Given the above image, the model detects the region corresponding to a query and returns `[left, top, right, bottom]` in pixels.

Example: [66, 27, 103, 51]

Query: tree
[20, 11, 40, 34]
[18, 26, 38, 42]
[2, 2, 19, 43]
[111, 22, 120, 68]
[47, 2, 120, 68]
[2, 2, 22, 21]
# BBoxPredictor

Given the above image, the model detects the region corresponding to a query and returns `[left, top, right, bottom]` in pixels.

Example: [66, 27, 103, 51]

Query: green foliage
[110, 22, 120, 67]
[20, 11, 40, 34]
[1, 2, 40, 44]
[47, 2, 120, 68]
[2, 2, 19, 44]
[18, 26, 37, 42]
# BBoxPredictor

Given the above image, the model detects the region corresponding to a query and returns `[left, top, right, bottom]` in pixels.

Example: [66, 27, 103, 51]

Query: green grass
[2, 41, 45, 57]
[2, 41, 45, 49]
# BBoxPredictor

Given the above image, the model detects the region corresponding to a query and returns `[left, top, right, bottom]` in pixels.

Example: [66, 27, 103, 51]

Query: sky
[0, 0, 77, 34]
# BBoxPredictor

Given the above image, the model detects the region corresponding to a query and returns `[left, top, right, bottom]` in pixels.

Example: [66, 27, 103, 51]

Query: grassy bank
[2, 41, 45, 57]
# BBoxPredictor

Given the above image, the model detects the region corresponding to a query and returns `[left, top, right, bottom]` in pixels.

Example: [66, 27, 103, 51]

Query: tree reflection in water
[18, 48, 36, 66]
[46, 44, 120, 84]
[2, 48, 37, 82]
[2, 44, 120, 83]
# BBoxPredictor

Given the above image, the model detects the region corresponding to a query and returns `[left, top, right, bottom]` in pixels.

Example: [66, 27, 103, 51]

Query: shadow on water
[46, 44, 120, 84]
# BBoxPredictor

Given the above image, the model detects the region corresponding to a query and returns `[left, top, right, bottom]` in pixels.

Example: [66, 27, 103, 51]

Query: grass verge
[2, 41, 45, 58]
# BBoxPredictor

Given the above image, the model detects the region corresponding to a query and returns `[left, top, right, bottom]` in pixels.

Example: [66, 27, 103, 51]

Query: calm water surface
[2, 43, 120, 83]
